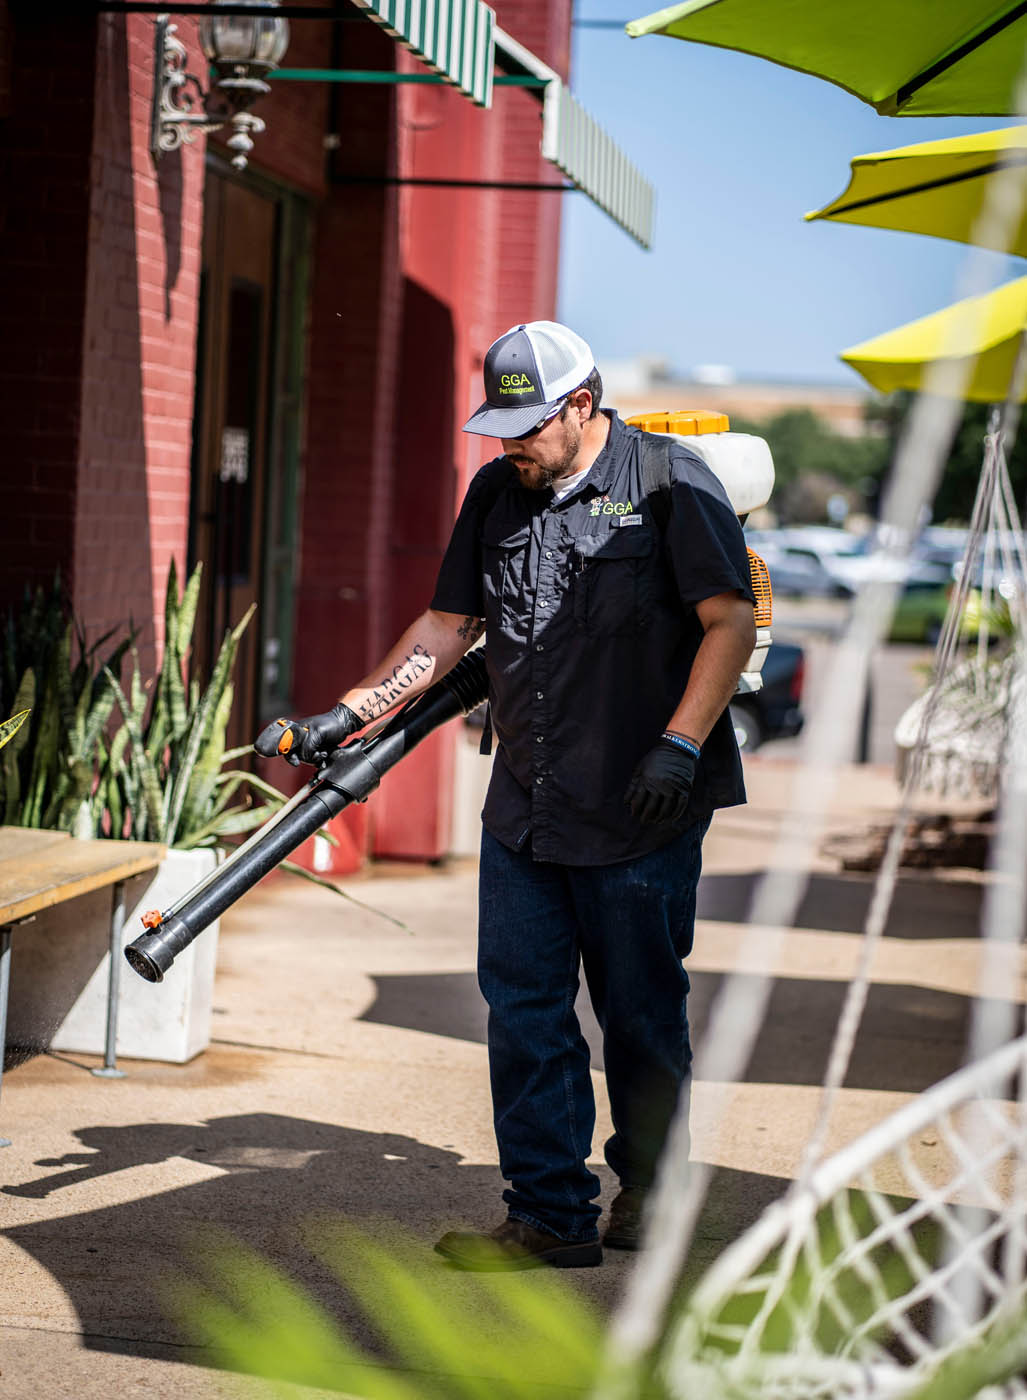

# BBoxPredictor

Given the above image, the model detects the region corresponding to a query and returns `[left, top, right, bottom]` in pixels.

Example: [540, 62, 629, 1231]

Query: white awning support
[494, 27, 655, 250]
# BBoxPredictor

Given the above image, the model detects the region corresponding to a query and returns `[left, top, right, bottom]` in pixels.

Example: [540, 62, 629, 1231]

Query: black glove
[624, 737, 698, 825]
[254, 702, 363, 767]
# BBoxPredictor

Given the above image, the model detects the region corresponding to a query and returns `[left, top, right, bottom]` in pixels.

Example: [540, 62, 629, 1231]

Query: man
[256, 321, 756, 1270]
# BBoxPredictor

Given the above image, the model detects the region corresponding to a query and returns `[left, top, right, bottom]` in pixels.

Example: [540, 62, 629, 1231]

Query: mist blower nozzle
[123, 648, 490, 985]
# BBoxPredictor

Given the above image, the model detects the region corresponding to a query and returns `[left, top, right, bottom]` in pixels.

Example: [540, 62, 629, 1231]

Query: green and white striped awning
[494, 28, 655, 249]
[353, 0, 495, 107]
[541, 84, 654, 250]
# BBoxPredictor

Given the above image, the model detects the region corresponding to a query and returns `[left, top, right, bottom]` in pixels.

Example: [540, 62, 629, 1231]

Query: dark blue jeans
[477, 819, 709, 1242]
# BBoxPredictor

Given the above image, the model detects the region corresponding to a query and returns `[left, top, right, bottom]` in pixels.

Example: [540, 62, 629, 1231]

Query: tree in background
[730, 408, 889, 524]
[867, 393, 1027, 525]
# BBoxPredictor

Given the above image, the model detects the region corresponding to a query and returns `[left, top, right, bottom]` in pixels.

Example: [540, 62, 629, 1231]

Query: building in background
[602, 358, 877, 438]
[0, 0, 651, 871]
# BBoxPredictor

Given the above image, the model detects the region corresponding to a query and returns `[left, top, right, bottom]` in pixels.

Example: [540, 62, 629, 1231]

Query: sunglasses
[508, 398, 570, 441]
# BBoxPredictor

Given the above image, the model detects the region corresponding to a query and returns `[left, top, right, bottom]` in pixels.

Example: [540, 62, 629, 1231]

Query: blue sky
[557, 4, 1018, 384]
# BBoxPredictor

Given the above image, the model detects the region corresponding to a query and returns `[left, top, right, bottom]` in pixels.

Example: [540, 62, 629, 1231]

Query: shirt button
[536, 735, 543, 743]
[545, 550, 553, 559]
[536, 643, 544, 652]
[539, 599, 548, 607]
[536, 776, 544, 785]
[536, 691, 544, 699]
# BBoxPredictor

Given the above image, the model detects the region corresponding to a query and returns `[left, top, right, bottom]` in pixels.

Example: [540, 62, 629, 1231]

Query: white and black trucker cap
[462, 321, 596, 438]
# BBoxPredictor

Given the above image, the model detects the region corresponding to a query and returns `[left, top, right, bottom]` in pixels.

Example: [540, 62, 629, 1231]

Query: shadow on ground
[697, 868, 984, 940]
[360, 968, 975, 1093]
[3, 1111, 791, 1390]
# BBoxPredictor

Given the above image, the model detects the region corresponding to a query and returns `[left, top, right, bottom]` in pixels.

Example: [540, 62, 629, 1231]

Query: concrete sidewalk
[0, 759, 1001, 1398]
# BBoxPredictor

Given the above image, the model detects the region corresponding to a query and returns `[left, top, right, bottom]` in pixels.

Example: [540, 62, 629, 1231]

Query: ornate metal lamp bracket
[150, 14, 220, 160]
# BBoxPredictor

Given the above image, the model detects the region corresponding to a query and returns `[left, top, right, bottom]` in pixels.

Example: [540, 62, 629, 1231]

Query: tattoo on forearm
[457, 616, 485, 641]
[357, 644, 434, 721]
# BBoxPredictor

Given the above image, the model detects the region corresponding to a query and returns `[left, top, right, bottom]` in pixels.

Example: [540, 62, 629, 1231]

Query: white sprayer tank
[624, 409, 775, 517]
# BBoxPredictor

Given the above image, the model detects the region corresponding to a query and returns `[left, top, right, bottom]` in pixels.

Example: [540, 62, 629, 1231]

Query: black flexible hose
[124, 649, 489, 983]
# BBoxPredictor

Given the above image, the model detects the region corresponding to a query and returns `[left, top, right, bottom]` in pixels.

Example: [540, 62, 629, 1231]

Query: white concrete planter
[9, 847, 220, 1064]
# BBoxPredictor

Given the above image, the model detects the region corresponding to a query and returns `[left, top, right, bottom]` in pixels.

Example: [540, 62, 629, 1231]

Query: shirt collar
[579, 410, 624, 497]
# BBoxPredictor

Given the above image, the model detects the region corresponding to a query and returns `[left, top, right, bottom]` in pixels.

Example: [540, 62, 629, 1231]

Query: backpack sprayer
[123, 648, 490, 984]
[625, 410, 775, 689]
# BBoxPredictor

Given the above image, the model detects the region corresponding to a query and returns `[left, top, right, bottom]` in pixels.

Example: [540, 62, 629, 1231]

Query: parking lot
[750, 593, 934, 768]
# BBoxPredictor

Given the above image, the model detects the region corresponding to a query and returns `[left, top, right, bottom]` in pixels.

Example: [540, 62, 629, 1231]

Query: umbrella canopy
[841, 275, 1027, 400]
[625, 1, 1027, 117]
[806, 127, 1027, 256]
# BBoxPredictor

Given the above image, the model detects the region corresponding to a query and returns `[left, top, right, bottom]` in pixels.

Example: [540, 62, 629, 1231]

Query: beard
[511, 462, 560, 491]
[506, 419, 580, 491]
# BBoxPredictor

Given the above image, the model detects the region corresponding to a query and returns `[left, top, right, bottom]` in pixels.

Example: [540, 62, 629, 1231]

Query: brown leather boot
[603, 1186, 649, 1250]
[434, 1217, 602, 1270]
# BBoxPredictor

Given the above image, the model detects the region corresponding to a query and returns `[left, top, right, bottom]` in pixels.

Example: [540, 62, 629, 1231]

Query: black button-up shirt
[431, 412, 756, 865]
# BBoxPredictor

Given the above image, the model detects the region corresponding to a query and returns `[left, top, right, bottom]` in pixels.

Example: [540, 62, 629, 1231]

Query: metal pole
[92, 883, 127, 1079]
[0, 925, 11, 1145]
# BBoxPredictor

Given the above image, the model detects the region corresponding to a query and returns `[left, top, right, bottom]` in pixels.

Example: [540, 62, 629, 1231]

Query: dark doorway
[189, 171, 278, 753]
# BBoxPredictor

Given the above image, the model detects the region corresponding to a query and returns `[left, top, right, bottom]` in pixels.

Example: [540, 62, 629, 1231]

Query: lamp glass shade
[199, 2, 289, 68]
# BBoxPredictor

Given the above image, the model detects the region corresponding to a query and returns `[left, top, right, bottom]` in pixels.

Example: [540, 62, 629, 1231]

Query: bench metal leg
[0, 925, 11, 1145]
[92, 881, 126, 1079]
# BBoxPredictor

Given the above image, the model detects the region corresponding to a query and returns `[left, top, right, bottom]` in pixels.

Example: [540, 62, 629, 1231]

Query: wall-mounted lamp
[150, 2, 290, 171]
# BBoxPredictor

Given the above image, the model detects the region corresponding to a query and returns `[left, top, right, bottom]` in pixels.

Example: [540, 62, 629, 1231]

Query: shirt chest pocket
[482, 521, 531, 631]
[572, 527, 655, 637]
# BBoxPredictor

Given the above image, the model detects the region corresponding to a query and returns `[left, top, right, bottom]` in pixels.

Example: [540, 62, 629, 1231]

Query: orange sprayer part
[748, 550, 772, 627]
[277, 723, 294, 755]
[141, 909, 163, 929]
[624, 409, 730, 436]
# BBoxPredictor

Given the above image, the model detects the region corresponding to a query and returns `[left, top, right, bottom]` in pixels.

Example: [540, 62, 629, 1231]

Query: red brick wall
[286, 18, 403, 871]
[73, 14, 206, 669]
[0, 7, 97, 608]
[369, 4, 572, 859]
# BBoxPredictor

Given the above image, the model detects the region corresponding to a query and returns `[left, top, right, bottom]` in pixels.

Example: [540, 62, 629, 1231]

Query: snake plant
[100, 559, 292, 850]
[0, 575, 131, 835]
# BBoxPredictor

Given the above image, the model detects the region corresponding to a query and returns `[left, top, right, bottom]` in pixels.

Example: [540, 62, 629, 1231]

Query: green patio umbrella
[805, 126, 1027, 255]
[625, 1, 1027, 117]
[840, 275, 1027, 400]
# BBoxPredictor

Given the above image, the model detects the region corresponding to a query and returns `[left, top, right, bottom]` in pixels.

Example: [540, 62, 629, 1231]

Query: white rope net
[661, 1036, 1027, 1400]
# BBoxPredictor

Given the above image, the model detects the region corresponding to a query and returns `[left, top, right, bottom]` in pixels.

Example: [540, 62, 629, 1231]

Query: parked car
[744, 535, 853, 598]
[887, 580, 983, 644]
[729, 641, 805, 752]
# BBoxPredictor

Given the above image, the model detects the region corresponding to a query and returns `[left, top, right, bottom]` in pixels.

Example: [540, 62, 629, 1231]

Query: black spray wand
[124, 648, 489, 984]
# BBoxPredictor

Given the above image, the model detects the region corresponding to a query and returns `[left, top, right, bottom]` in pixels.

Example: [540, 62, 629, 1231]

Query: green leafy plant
[0, 575, 131, 835]
[97, 559, 282, 849]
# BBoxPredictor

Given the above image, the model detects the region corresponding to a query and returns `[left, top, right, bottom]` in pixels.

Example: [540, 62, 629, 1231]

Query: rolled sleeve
[430, 459, 511, 616]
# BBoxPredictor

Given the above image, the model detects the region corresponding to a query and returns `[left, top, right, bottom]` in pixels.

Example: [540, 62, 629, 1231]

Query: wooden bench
[0, 827, 165, 1145]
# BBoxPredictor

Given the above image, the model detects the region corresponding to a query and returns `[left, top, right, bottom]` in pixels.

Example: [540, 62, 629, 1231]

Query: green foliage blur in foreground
[163, 1207, 1027, 1400]
[165, 1222, 607, 1399]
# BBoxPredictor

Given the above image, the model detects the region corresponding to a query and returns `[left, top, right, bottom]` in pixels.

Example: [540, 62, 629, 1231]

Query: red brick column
[74, 14, 205, 669]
